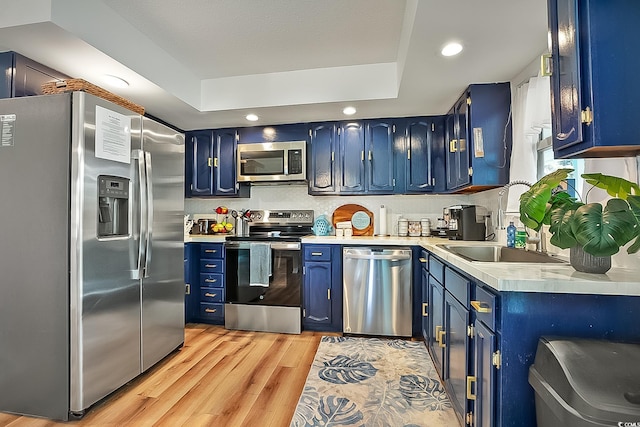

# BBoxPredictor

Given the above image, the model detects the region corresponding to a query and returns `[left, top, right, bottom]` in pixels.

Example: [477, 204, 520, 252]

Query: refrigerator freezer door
[140, 117, 185, 371]
[70, 92, 142, 413]
[0, 94, 72, 420]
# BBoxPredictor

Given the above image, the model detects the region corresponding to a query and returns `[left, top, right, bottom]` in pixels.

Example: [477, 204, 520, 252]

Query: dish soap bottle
[506, 221, 516, 248]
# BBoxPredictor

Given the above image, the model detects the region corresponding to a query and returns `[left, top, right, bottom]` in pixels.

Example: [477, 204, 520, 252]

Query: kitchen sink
[437, 244, 566, 263]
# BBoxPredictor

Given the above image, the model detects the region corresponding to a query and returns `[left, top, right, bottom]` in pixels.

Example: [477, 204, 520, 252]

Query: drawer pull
[466, 376, 477, 400]
[205, 264, 217, 268]
[205, 308, 217, 313]
[204, 249, 217, 253]
[471, 300, 491, 313]
[419, 257, 427, 263]
[422, 303, 428, 317]
[205, 278, 217, 283]
[204, 293, 217, 298]
[311, 252, 323, 256]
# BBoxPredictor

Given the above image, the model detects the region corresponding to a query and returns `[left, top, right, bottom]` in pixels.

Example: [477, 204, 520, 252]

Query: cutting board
[332, 204, 374, 236]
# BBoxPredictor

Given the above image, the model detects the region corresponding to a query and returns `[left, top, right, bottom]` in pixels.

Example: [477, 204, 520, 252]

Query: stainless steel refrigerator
[0, 92, 185, 420]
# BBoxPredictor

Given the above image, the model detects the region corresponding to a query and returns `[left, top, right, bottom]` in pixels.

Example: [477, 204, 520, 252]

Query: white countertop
[186, 234, 640, 296]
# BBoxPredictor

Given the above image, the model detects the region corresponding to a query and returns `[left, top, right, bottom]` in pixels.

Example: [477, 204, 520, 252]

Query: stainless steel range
[225, 209, 314, 334]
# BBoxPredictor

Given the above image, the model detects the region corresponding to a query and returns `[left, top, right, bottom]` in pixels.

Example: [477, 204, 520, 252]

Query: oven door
[225, 241, 301, 307]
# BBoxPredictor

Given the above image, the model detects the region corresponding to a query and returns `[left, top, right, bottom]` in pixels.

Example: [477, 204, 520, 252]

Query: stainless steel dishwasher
[343, 247, 412, 337]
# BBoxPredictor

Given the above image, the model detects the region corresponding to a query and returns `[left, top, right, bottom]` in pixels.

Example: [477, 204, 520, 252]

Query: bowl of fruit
[211, 206, 234, 234]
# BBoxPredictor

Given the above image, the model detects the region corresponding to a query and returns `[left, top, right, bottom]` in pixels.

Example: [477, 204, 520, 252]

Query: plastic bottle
[515, 229, 527, 249]
[506, 221, 516, 248]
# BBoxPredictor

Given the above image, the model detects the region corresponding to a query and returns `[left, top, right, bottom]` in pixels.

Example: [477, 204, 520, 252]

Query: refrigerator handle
[132, 149, 147, 280]
[143, 151, 153, 278]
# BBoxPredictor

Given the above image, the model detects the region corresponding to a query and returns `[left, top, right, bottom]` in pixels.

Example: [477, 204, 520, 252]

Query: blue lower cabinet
[428, 251, 640, 427]
[189, 243, 225, 325]
[302, 244, 342, 332]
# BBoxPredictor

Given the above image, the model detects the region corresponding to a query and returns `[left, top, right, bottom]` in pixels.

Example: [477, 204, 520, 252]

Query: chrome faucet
[497, 180, 546, 253]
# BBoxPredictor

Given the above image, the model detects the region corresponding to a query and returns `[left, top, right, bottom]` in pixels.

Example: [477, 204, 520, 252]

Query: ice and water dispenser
[97, 175, 129, 238]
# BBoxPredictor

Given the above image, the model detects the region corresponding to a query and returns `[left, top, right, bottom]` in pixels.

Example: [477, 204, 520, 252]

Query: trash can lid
[530, 337, 640, 422]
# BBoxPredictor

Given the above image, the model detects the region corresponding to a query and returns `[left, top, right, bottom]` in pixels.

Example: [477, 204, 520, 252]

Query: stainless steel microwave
[237, 141, 307, 182]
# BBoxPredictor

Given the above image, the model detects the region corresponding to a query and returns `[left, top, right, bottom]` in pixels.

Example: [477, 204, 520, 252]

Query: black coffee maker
[448, 205, 486, 241]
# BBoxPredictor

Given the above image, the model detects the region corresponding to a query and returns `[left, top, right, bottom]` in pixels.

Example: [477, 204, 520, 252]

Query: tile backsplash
[185, 183, 495, 236]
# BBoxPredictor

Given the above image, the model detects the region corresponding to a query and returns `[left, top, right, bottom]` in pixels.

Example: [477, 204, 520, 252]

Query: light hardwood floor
[1, 324, 331, 427]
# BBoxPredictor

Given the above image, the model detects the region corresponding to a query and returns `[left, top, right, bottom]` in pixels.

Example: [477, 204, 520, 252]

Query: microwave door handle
[143, 151, 153, 278]
[283, 150, 288, 175]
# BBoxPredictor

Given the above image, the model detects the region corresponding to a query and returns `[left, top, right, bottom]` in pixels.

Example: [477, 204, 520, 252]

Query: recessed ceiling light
[246, 113, 259, 122]
[441, 42, 463, 57]
[343, 106, 356, 116]
[103, 74, 129, 88]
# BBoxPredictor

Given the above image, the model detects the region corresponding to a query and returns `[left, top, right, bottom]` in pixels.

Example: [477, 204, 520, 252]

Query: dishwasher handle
[343, 251, 411, 261]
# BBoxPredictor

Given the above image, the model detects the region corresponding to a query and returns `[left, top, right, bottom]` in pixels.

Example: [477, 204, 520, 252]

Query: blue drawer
[445, 267, 470, 305]
[473, 285, 497, 331]
[200, 273, 224, 288]
[429, 256, 444, 284]
[199, 302, 224, 320]
[305, 245, 332, 261]
[200, 287, 224, 303]
[200, 259, 224, 273]
[200, 244, 224, 258]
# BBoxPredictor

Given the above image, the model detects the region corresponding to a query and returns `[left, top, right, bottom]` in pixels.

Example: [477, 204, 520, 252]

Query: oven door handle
[225, 241, 300, 251]
[270, 242, 300, 251]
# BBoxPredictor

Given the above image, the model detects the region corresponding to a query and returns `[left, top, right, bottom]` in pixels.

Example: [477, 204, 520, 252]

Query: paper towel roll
[379, 205, 388, 235]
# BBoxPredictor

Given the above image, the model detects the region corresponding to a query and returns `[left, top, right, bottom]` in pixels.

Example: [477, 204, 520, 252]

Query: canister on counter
[408, 221, 421, 237]
[421, 218, 431, 236]
[398, 218, 408, 236]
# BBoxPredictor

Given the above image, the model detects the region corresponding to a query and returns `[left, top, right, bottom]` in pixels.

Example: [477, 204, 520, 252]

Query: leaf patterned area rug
[290, 336, 457, 426]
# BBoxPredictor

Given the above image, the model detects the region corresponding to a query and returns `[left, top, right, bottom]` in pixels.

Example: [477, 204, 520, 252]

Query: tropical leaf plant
[519, 169, 640, 256]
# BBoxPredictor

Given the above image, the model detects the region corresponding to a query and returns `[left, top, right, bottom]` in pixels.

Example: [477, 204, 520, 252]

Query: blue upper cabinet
[339, 121, 366, 193]
[365, 120, 395, 194]
[397, 117, 445, 193]
[446, 84, 512, 192]
[185, 129, 246, 198]
[548, 0, 640, 158]
[186, 130, 214, 196]
[309, 122, 338, 194]
[214, 129, 239, 196]
[0, 51, 70, 99]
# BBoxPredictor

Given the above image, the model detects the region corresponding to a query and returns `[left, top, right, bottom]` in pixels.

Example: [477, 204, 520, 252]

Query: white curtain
[506, 74, 551, 213]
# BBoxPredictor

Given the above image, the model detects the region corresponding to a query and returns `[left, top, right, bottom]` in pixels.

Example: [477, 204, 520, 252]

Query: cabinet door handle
[361, 150, 364, 161]
[438, 330, 446, 348]
[368, 150, 372, 161]
[435, 325, 442, 344]
[556, 127, 575, 141]
[419, 257, 427, 263]
[205, 278, 217, 283]
[422, 303, 428, 317]
[466, 376, 477, 400]
[471, 300, 491, 313]
[540, 53, 552, 76]
[450, 139, 457, 153]
[204, 293, 217, 298]
[327, 289, 331, 300]
[207, 157, 213, 167]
